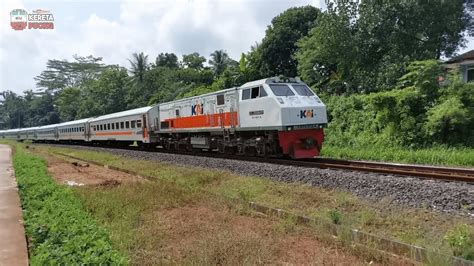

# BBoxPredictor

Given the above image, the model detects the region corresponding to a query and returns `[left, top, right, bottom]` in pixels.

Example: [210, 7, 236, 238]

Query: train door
[209, 101, 216, 127]
[85, 123, 90, 141]
[142, 114, 148, 142]
[219, 109, 224, 128]
[228, 93, 238, 128]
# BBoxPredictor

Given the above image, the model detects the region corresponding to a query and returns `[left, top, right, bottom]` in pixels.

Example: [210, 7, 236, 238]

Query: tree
[55, 87, 81, 121]
[155, 53, 179, 68]
[209, 50, 234, 77]
[256, 5, 320, 77]
[34, 55, 105, 93]
[78, 66, 130, 118]
[0, 91, 25, 128]
[128, 52, 149, 83]
[297, 0, 473, 93]
[182, 52, 206, 69]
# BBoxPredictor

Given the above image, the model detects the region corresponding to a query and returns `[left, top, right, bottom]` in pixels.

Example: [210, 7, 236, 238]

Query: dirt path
[0, 145, 28, 266]
[43, 153, 146, 186]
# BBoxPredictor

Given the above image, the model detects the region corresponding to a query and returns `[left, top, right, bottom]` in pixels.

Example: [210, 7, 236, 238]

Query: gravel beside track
[46, 144, 474, 217]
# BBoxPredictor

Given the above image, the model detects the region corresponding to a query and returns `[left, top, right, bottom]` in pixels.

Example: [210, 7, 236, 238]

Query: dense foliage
[296, 0, 472, 93]
[324, 60, 474, 148]
[13, 146, 126, 264]
[1, 2, 473, 153]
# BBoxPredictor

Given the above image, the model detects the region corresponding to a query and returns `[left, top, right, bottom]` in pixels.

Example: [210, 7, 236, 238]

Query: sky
[1, 0, 474, 94]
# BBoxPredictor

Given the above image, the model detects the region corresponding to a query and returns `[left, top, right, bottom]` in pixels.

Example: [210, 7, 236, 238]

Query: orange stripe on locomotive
[165, 112, 238, 129]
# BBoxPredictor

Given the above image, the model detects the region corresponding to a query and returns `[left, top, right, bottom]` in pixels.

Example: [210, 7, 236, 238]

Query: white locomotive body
[154, 77, 327, 158]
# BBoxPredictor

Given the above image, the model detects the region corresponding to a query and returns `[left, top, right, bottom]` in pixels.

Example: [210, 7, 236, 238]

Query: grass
[30, 143, 474, 262]
[321, 144, 474, 167]
[11, 144, 126, 264]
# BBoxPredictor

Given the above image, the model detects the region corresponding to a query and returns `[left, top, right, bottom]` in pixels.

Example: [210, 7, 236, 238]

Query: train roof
[37, 124, 59, 130]
[57, 118, 91, 127]
[89, 106, 154, 123]
[240, 77, 304, 88]
[18, 127, 40, 131]
[3, 128, 20, 132]
[161, 87, 237, 106]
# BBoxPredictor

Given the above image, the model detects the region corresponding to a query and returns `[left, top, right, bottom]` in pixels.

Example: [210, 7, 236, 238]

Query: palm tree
[209, 50, 230, 77]
[128, 52, 149, 83]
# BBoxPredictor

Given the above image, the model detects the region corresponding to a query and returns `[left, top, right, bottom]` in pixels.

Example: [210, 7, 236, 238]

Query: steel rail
[34, 143, 474, 183]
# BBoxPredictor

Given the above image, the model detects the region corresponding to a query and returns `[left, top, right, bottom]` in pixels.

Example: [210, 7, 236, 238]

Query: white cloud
[0, 0, 326, 94]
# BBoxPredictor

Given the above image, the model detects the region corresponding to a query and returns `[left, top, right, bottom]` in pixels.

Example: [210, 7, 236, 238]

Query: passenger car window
[131, 121, 136, 128]
[242, 89, 250, 100]
[107, 124, 111, 130]
[269, 84, 294, 96]
[116, 122, 119, 129]
[217, 94, 225, 105]
[175, 109, 180, 117]
[125, 121, 130, 128]
[137, 120, 142, 128]
[292, 84, 314, 96]
[120, 122, 124, 129]
[112, 123, 115, 130]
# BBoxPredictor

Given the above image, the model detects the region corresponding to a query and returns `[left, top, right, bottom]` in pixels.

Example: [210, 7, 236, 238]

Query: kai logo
[191, 103, 204, 116]
[299, 109, 314, 119]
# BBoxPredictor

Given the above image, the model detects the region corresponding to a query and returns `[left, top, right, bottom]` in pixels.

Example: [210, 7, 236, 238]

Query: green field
[27, 143, 474, 262]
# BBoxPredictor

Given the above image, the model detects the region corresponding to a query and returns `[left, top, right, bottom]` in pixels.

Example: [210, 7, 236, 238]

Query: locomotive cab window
[217, 94, 225, 105]
[292, 84, 314, 96]
[251, 87, 259, 98]
[242, 89, 251, 100]
[269, 84, 294, 96]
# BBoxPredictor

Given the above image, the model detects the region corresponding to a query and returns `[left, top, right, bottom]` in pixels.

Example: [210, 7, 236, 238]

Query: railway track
[219, 155, 474, 183]
[35, 142, 474, 183]
[302, 158, 474, 183]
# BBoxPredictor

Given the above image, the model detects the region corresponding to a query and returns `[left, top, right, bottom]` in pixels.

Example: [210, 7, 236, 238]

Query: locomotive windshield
[292, 84, 314, 96]
[269, 84, 294, 96]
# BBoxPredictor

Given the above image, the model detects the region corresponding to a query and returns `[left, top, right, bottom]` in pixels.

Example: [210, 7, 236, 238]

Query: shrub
[13, 146, 126, 264]
[328, 209, 342, 225]
[444, 224, 474, 259]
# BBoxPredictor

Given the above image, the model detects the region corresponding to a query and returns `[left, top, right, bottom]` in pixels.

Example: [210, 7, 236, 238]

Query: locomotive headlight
[303, 137, 316, 149]
[277, 97, 284, 104]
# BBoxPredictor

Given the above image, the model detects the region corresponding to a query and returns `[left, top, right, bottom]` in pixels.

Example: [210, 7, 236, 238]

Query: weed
[329, 209, 343, 225]
[276, 214, 298, 234]
[444, 224, 474, 259]
[358, 209, 376, 227]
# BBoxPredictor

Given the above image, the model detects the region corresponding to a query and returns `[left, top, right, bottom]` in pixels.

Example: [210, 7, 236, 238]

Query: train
[0, 77, 327, 159]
